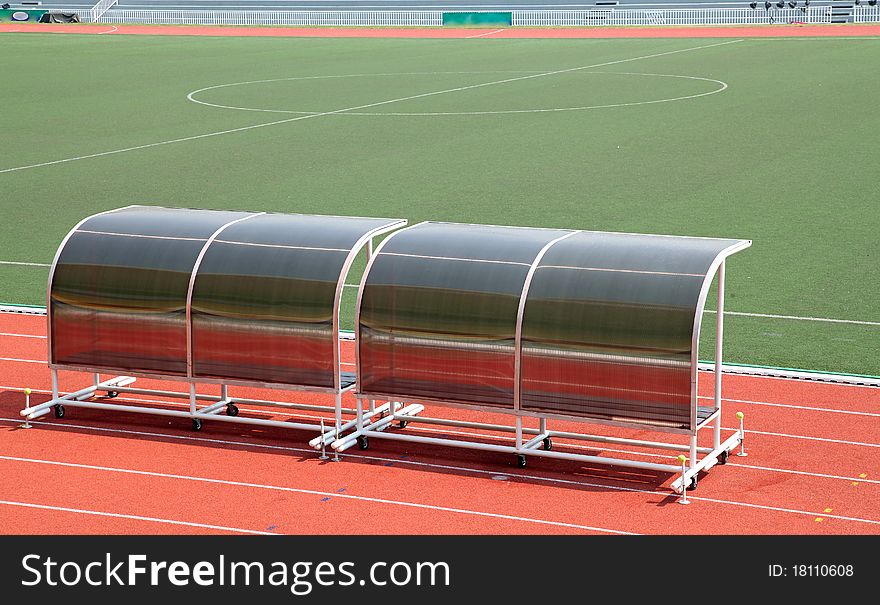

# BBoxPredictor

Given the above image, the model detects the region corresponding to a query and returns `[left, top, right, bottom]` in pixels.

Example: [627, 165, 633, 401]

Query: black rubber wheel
[398, 420, 408, 429]
[688, 475, 698, 491]
[718, 449, 729, 465]
[53, 404, 65, 419]
[357, 436, 369, 450]
[516, 454, 527, 469]
[226, 403, 239, 417]
[192, 418, 202, 432]
[542, 437, 553, 451]
[106, 391, 119, 399]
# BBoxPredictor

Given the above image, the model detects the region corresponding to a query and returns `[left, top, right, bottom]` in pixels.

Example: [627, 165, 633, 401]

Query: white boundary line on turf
[0, 499, 275, 535]
[0, 455, 636, 535]
[186, 71, 728, 117]
[0, 39, 741, 175]
[0, 260, 50, 267]
[466, 29, 506, 39]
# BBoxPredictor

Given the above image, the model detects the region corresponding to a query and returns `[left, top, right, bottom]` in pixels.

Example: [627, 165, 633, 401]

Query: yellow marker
[736, 411, 744, 420]
[824, 508, 833, 513]
[677, 454, 687, 464]
[859, 473, 868, 479]
[815, 518, 824, 522]
[852, 482, 860, 486]
[24, 388, 31, 396]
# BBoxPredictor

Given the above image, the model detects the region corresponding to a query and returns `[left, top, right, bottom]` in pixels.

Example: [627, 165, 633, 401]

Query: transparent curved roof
[357, 222, 750, 429]
[519, 231, 749, 430]
[50, 206, 405, 389]
[358, 222, 571, 407]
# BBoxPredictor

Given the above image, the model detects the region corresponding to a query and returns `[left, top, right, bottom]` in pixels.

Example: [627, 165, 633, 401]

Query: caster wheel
[192, 419, 202, 432]
[516, 454, 527, 469]
[718, 449, 729, 465]
[357, 436, 369, 450]
[106, 391, 119, 399]
[53, 404, 65, 419]
[542, 437, 553, 451]
[226, 403, 239, 417]
[398, 420, 408, 429]
[688, 476, 698, 491]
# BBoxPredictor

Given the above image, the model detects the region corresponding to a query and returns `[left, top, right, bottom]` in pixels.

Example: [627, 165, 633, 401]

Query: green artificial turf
[1, 33, 878, 374]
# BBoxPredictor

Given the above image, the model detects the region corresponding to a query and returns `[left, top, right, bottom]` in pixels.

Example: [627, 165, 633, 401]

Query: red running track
[1, 22, 880, 39]
[0, 312, 878, 535]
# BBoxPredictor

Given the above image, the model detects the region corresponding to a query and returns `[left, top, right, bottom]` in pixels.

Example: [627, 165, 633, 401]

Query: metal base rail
[19, 369, 423, 448]
[334, 398, 744, 495]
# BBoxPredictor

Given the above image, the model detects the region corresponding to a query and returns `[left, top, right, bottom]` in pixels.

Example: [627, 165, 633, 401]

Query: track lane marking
[2, 418, 879, 528]
[466, 29, 506, 39]
[0, 499, 276, 535]
[0, 39, 741, 175]
[0, 455, 636, 535]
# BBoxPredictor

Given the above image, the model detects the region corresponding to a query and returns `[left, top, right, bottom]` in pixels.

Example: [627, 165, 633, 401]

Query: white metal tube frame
[38, 211, 414, 448]
[346, 225, 749, 494]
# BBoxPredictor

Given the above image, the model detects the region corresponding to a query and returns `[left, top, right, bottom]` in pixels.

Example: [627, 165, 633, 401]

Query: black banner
[0, 536, 873, 601]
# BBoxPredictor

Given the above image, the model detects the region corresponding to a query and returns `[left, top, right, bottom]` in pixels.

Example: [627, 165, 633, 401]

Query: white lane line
[2, 434, 878, 528]
[0, 260, 50, 267]
[723, 427, 880, 449]
[97, 26, 118, 34]
[0, 455, 635, 535]
[704, 309, 880, 327]
[0, 357, 43, 364]
[0, 333, 45, 340]
[0, 39, 741, 175]
[0, 499, 275, 535]
[3, 415, 878, 509]
[699, 395, 880, 418]
[466, 28, 506, 39]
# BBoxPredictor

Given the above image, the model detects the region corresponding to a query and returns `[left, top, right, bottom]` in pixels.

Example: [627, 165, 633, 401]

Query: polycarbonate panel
[519, 232, 745, 429]
[191, 214, 402, 388]
[50, 207, 254, 375]
[358, 223, 570, 407]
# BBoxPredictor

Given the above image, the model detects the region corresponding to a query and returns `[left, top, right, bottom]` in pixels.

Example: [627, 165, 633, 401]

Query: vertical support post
[689, 434, 697, 471]
[21, 388, 32, 429]
[189, 383, 197, 416]
[366, 238, 373, 260]
[356, 399, 364, 431]
[333, 392, 342, 462]
[51, 369, 59, 400]
[319, 418, 329, 461]
[539, 417, 547, 435]
[677, 455, 690, 505]
[220, 383, 228, 402]
[714, 260, 725, 450]
[515, 416, 523, 450]
[93, 372, 100, 388]
[736, 411, 748, 457]
[369, 399, 375, 414]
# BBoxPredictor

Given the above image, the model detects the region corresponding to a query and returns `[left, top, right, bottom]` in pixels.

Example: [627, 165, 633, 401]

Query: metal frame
[25, 208, 412, 447]
[346, 224, 751, 492]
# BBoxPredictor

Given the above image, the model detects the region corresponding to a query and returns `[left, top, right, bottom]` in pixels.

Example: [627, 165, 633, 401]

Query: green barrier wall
[442, 12, 512, 26]
[1, 9, 47, 22]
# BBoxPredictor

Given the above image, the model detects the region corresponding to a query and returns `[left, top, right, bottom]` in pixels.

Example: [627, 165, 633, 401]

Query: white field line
[0, 39, 741, 175]
[0, 357, 43, 364]
[98, 26, 118, 34]
[698, 394, 880, 418]
[704, 309, 880, 327]
[466, 29, 506, 39]
[721, 426, 880, 449]
[2, 414, 877, 496]
[0, 260, 50, 267]
[0, 499, 275, 535]
[0, 455, 635, 535]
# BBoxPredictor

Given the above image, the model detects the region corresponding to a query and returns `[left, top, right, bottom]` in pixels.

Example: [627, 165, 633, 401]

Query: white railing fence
[89, 0, 118, 23]
[854, 5, 880, 22]
[97, 10, 443, 26]
[86, 6, 870, 27]
[512, 7, 831, 25]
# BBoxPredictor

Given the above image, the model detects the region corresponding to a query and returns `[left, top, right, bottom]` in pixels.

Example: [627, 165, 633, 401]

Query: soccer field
[1, 31, 878, 375]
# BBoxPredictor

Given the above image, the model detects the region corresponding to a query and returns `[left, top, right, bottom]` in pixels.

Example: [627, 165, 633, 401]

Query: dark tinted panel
[50, 207, 252, 374]
[191, 214, 403, 388]
[359, 223, 568, 407]
[520, 232, 742, 429]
